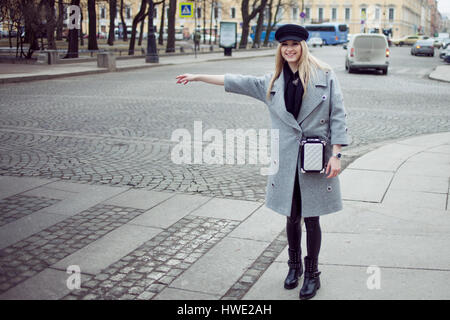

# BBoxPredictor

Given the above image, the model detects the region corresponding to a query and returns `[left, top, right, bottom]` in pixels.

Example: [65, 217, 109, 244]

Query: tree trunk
[119, 0, 127, 41]
[263, 0, 281, 47]
[240, 0, 265, 49]
[44, 0, 57, 49]
[165, 0, 176, 53]
[128, 0, 147, 55]
[56, 0, 63, 40]
[138, 15, 145, 46]
[63, 0, 80, 58]
[88, 0, 98, 51]
[107, 0, 116, 46]
[79, 4, 84, 46]
[253, 0, 268, 48]
[158, 0, 165, 45]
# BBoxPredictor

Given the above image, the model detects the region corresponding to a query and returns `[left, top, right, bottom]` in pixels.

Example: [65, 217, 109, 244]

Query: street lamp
[146, 0, 159, 63]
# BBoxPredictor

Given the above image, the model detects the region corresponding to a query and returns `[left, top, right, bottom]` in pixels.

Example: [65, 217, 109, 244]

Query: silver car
[410, 40, 434, 56]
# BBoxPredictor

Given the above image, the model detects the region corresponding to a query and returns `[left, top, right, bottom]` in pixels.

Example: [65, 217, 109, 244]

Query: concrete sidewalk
[0, 48, 276, 84]
[429, 65, 450, 82]
[0, 132, 448, 300]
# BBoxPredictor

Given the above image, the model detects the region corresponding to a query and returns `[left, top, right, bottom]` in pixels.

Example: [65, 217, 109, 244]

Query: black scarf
[283, 62, 304, 120]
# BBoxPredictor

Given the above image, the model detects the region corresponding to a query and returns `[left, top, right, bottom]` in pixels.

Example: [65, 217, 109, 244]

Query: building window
[153, 7, 157, 18]
[361, 8, 367, 20]
[318, 8, 323, 22]
[345, 8, 350, 21]
[331, 8, 336, 21]
[126, 6, 131, 19]
[375, 7, 380, 20]
[101, 7, 106, 19]
[305, 8, 310, 19]
[388, 8, 394, 21]
[196, 7, 201, 19]
[230, 7, 236, 19]
[276, 7, 283, 21]
[292, 7, 298, 20]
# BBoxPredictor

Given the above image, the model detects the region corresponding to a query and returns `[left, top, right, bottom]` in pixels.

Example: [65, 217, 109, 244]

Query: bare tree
[165, 0, 176, 53]
[252, 0, 268, 48]
[107, 0, 116, 45]
[87, 0, 99, 51]
[158, 0, 165, 45]
[119, 0, 127, 41]
[263, 0, 283, 47]
[128, 0, 147, 55]
[240, 0, 266, 49]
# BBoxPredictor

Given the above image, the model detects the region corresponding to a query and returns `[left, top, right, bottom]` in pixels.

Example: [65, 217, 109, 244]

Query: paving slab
[128, 193, 211, 229]
[169, 237, 268, 296]
[101, 189, 175, 210]
[0, 210, 68, 250]
[189, 197, 262, 221]
[382, 189, 447, 210]
[347, 143, 424, 171]
[228, 205, 285, 242]
[0, 176, 54, 200]
[340, 169, 393, 202]
[387, 173, 448, 194]
[396, 161, 449, 178]
[0, 268, 90, 300]
[243, 261, 450, 300]
[321, 201, 450, 236]
[20, 186, 79, 200]
[42, 184, 129, 216]
[52, 224, 162, 275]
[315, 232, 450, 271]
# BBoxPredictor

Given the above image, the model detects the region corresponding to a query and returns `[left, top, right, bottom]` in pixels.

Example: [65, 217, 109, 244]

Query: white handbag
[300, 137, 327, 173]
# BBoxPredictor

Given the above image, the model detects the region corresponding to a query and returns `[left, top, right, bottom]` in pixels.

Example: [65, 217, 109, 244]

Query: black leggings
[286, 170, 322, 259]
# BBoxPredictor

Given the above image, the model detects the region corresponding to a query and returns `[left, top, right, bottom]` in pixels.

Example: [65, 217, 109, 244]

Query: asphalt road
[0, 45, 449, 201]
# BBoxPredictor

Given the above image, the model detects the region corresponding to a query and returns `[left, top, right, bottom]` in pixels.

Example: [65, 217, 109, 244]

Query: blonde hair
[266, 41, 331, 101]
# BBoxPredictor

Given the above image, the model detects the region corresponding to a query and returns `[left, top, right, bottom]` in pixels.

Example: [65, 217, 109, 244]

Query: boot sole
[299, 281, 320, 300]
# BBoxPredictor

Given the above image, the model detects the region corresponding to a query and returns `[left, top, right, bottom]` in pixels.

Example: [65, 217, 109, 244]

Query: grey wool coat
[224, 67, 349, 217]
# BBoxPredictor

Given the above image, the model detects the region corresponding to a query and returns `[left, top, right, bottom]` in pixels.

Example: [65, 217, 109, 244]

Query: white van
[345, 33, 389, 75]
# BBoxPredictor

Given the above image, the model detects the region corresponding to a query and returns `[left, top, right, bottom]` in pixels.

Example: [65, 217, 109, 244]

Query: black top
[283, 62, 304, 120]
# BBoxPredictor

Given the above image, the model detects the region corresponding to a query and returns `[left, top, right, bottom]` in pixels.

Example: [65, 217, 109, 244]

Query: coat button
[272, 183, 275, 187]
[320, 119, 325, 124]
[322, 95, 327, 101]
[327, 186, 332, 192]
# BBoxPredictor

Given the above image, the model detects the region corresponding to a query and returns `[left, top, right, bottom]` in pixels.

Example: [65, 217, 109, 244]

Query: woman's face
[280, 40, 302, 63]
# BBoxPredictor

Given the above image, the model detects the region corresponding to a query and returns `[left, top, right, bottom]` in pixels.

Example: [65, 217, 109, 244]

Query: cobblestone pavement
[0, 204, 145, 294]
[1, 47, 449, 202]
[63, 215, 240, 300]
[0, 195, 60, 227]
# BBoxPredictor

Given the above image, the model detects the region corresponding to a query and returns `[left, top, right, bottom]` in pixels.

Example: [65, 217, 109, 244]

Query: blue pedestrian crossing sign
[179, 3, 193, 18]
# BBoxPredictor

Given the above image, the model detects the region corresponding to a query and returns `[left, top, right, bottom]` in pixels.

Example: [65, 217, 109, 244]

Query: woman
[175, 24, 349, 300]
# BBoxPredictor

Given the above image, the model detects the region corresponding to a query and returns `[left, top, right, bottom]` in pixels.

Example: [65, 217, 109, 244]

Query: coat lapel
[269, 71, 302, 131]
[269, 68, 329, 130]
[297, 69, 328, 124]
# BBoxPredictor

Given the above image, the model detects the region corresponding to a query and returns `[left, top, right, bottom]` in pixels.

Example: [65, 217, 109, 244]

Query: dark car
[410, 39, 434, 56]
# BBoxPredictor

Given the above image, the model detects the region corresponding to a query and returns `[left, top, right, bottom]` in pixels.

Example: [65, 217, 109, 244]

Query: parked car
[410, 39, 434, 56]
[307, 37, 323, 47]
[345, 33, 389, 75]
[432, 38, 443, 48]
[439, 39, 450, 58]
[392, 35, 428, 46]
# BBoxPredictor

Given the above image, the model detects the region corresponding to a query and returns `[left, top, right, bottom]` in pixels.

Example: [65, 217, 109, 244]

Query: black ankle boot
[284, 248, 303, 289]
[299, 256, 321, 299]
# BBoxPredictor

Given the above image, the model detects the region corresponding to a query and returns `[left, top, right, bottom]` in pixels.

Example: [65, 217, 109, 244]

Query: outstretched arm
[176, 74, 224, 86]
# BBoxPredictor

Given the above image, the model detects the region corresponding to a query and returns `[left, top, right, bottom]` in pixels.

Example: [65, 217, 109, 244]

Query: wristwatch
[332, 152, 342, 159]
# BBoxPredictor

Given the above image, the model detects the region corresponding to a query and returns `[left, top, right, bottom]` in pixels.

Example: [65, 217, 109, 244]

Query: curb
[428, 65, 450, 83]
[0, 52, 275, 84]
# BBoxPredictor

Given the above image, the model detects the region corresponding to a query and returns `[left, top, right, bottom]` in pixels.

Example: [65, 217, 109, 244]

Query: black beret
[275, 24, 309, 42]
